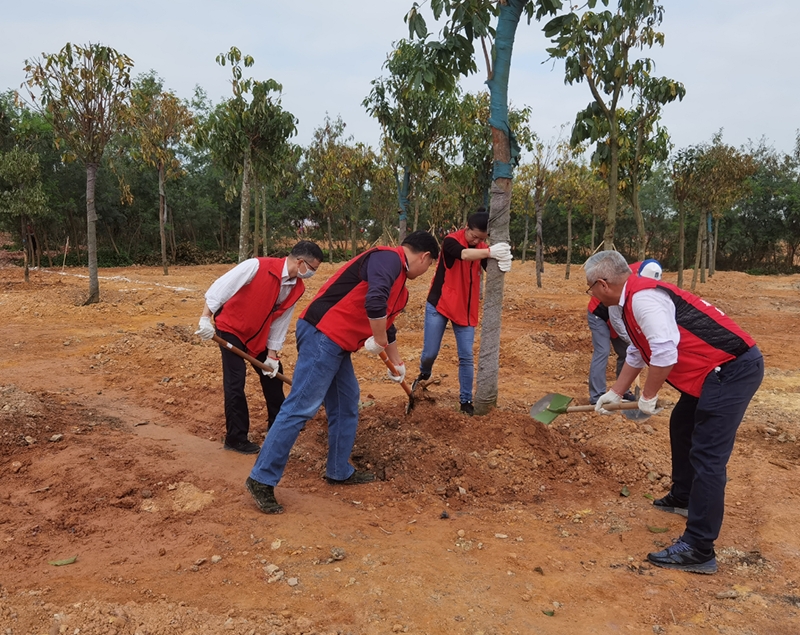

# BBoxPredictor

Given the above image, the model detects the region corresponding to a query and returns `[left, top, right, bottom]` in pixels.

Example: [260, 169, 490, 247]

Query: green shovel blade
[532, 393, 574, 425]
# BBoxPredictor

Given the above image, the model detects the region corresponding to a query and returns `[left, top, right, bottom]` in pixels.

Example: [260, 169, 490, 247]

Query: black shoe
[653, 492, 689, 517]
[245, 477, 283, 514]
[325, 470, 376, 485]
[647, 539, 717, 574]
[460, 401, 474, 416]
[622, 391, 636, 402]
[411, 372, 431, 392]
[224, 438, 261, 455]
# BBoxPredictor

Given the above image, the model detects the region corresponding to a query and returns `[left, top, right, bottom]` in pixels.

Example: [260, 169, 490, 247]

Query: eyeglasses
[301, 260, 318, 273]
[586, 278, 606, 295]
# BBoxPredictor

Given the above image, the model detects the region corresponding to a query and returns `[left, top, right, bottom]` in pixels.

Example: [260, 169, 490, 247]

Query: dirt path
[1, 260, 799, 635]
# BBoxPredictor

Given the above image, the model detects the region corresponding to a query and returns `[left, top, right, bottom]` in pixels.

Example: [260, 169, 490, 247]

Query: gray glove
[195, 316, 215, 340]
[364, 336, 386, 355]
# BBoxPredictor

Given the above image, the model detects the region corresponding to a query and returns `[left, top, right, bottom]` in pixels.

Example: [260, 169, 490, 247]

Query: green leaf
[542, 610, 555, 616]
[643, 493, 655, 500]
[48, 556, 77, 566]
[647, 526, 669, 533]
[620, 485, 630, 497]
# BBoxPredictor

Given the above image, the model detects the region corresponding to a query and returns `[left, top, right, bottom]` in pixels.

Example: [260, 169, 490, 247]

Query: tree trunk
[413, 199, 419, 233]
[253, 177, 260, 258]
[158, 162, 168, 275]
[351, 186, 361, 258]
[591, 215, 596, 253]
[238, 148, 251, 263]
[677, 203, 685, 289]
[535, 198, 544, 288]
[327, 213, 334, 264]
[43, 228, 53, 268]
[262, 184, 268, 256]
[521, 198, 529, 264]
[565, 206, 572, 280]
[21, 217, 29, 283]
[104, 220, 120, 255]
[700, 212, 707, 284]
[169, 204, 177, 263]
[85, 162, 100, 304]
[632, 183, 646, 261]
[396, 166, 411, 243]
[708, 214, 715, 277]
[603, 128, 619, 250]
[691, 209, 704, 291]
[713, 216, 720, 274]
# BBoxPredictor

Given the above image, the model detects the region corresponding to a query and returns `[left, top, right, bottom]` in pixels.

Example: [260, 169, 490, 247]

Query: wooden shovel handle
[567, 401, 645, 413]
[212, 334, 292, 386]
[378, 351, 413, 397]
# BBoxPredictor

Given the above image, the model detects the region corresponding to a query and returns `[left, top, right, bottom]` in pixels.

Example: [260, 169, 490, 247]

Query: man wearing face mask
[195, 240, 324, 454]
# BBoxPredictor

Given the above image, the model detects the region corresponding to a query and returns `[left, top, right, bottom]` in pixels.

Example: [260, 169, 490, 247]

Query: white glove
[497, 257, 512, 273]
[364, 336, 386, 355]
[638, 394, 663, 415]
[195, 316, 215, 340]
[595, 389, 622, 415]
[488, 242, 512, 260]
[386, 361, 405, 383]
[261, 356, 280, 379]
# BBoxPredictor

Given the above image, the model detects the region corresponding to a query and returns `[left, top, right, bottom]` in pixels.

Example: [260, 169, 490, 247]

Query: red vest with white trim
[427, 229, 487, 327]
[214, 257, 305, 356]
[300, 246, 409, 352]
[622, 276, 755, 397]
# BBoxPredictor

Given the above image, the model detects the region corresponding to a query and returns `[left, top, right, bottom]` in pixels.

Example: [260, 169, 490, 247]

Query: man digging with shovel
[586, 250, 763, 574]
[195, 241, 324, 454]
[245, 231, 439, 514]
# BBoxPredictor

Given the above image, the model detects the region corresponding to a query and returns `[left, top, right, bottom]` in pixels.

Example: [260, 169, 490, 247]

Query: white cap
[638, 259, 663, 280]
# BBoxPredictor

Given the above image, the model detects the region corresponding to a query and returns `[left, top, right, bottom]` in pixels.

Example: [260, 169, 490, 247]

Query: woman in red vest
[195, 241, 323, 455]
[245, 231, 439, 514]
[412, 211, 512, 415]
[586, 250, 763, 574]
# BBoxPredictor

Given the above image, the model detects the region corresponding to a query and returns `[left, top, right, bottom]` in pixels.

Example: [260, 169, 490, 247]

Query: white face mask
[297, 261, 316, 279]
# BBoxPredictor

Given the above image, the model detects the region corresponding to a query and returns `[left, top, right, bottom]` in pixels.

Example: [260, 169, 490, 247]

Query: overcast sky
[2, 0, 797, 159]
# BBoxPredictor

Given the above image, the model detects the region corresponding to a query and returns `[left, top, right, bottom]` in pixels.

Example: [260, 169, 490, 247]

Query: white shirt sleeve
[204, 259, 260, 314]
[266, 303, 297, 352]
[625, 343, 646, 368]
[607, 305, 630, 344]
[630, 288, 680, 367]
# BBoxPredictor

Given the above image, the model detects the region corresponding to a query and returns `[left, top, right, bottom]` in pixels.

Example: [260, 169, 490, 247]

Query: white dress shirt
[205, 258, 298, 352]
[618, 280, 680, 368]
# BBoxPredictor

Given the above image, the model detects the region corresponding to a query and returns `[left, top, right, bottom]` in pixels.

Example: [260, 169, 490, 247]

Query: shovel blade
[529, 393, 574, 425]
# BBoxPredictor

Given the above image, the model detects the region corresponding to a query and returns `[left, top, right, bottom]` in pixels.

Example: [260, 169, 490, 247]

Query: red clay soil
[1, 252, 799, 635]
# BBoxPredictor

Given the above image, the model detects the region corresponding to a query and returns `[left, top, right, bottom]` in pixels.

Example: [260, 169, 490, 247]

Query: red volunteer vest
[622, 276, 755, 397]
[214, 257, 305, 356]
[428, 229, 487, 327]
[300, 246, 409, 352]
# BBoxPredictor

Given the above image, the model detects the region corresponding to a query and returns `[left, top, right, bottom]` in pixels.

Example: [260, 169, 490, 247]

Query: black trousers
[217, 330, 285, 445]
[669, 346, 764, 551]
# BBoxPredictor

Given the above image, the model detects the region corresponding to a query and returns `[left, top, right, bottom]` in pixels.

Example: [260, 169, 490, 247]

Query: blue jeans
[419, 302, 475, 404]
[587, 310, 628, 403]
[249, 319, 360, 486]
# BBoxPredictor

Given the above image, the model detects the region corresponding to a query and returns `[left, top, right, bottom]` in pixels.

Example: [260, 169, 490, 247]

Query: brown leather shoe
[245, 477, 283, 514]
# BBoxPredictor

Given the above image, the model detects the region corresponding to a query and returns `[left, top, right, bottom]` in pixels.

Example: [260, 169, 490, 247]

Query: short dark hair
[290, 240, 324, 263]
[402, 230, 440, 260]
[467, 210, 489, 233]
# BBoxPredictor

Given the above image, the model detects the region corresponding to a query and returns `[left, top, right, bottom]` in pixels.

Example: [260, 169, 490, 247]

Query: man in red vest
[245, 231, 440, 514]
[586, 250, 763, 574]
[412, 211, 512, 415]
[195, 241, 323, 454]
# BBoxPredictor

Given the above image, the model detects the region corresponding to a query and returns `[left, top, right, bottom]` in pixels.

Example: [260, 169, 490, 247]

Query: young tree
[125, 77, 195, 275]
[406, 0, 561, 414]
[364, 39, 460, 241]
[547, 0, 680, 252]
[23, 43, 133, 303]
[197, 48, 297, 262]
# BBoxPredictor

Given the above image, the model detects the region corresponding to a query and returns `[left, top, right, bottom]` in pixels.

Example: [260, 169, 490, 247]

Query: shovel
[530, 392, 652, 425]
[378, 351, 414, 414]
[212, 334, 292, 386]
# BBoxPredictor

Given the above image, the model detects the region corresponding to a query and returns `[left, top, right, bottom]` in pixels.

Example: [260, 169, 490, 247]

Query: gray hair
[585, 251, 631, 284]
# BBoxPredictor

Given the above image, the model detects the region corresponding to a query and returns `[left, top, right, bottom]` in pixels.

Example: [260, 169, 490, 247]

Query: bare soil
[1, 251, 799, 635]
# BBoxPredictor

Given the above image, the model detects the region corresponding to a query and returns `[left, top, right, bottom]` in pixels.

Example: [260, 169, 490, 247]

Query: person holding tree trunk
[245, 231, 439, 514]
[195, 240, 323, 455]
[412, 210, 512, 415]
[586, 250, 763, 575]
